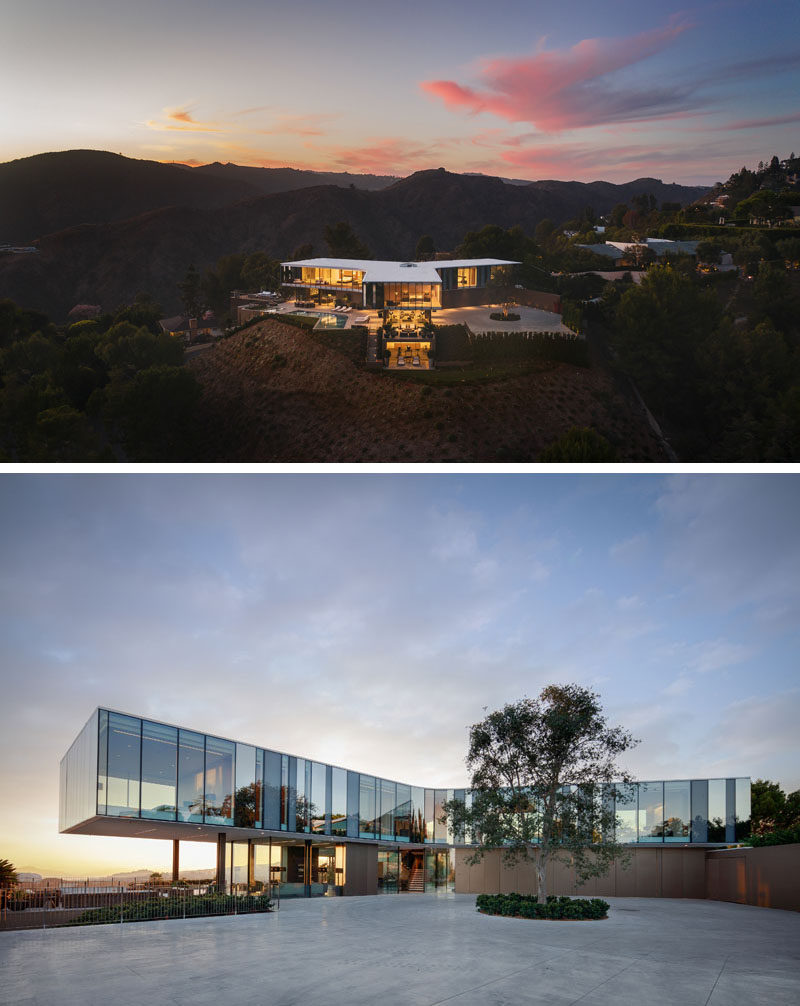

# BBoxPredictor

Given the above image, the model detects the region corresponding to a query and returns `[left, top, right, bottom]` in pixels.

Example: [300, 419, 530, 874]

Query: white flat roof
[281, 257, 518, 284]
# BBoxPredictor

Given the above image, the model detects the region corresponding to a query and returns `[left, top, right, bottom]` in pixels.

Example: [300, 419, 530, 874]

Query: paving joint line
[702, 954, 730, 1006]
[426, 948, 574, 1006]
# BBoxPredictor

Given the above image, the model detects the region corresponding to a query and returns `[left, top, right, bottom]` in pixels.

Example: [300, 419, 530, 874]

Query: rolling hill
[0, 151, 709, 318]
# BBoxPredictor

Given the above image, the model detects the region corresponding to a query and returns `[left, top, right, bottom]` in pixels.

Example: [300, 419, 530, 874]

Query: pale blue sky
[3, 0, 798, 183]
[1, 473, 798, 873]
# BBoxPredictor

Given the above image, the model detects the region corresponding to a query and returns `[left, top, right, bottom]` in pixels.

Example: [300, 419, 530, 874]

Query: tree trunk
[536, 849, 547, 901]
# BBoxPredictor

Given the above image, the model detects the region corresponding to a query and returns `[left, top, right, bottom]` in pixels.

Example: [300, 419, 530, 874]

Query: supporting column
[247, 840, 255, 892]
[172, 840, 180, 884]
[305, 839, 312, 898]
[216, 833, 226, 890]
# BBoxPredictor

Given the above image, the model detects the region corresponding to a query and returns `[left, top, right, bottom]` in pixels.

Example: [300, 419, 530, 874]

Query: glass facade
[141, 720, 177, 820]
[61, 709, 751, 855]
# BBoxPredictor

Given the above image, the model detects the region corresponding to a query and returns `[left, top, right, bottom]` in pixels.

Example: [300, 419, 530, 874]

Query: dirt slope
[188, 320, 666, 462]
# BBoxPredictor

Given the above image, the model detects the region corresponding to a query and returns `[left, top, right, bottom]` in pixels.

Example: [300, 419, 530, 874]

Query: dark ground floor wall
[454, 844, 800, 911]
[706, 844, 800, 911]
[344, 844, 378, 896]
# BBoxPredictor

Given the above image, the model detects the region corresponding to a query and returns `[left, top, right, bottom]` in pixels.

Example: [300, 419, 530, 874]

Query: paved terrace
[2, 894, 799, 1006]
[435, 305, 575, 336]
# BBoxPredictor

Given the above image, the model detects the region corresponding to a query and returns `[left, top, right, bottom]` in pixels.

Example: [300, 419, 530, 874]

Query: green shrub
[476, 892, 609, 921]
[744, 827, 800, 847]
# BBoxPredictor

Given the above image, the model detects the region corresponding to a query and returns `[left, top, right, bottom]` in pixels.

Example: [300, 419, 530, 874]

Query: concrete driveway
[1, 894, 798, 1005]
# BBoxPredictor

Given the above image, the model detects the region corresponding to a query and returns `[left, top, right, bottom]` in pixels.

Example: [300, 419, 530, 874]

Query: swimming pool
[314, 313, 348, 329]
[291, 310, 348, 328]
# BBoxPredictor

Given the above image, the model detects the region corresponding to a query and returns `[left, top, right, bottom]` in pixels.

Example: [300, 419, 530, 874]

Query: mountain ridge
[0, 151, 709, 318]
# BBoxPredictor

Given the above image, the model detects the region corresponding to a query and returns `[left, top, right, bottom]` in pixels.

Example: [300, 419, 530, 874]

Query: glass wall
[708, 779, 727, 842]
[311, 761, 327, 834]
[663, 780, 690, 841]
[377, 850, 399, 893]
[177, 729, 204, 822]
[637, 782, 664, 842]
[234, 743, 257, 828]
[141, 720, 177, 820]
[395, 784, 411, 842]
[295, 757, 308, 832]
[735, 777, 751, 840]
[331, 767, 348, 837]
[65, 711, 750, 855]
[204, 735, 234, 825]
[106, 713, 141, 817]
[380, 780, 396, 840]
[410, 786, 425, 843]
[359, 775, 376, 838]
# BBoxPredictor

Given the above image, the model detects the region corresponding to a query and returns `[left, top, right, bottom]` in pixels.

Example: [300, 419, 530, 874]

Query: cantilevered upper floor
[280, 257, 519, 311]
[59, 709, 751, 847]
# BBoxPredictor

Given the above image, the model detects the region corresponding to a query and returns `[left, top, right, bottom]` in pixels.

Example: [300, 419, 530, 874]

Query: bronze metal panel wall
[706, 845, 800, 912]
[344, 844, 378, 896]
[455, 846, 711, 899]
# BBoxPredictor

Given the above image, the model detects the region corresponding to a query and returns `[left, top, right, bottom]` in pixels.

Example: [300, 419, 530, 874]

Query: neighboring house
[230, 289, 283, 325]
[159, 312, 223, 342]
[576, 238, 699, 267]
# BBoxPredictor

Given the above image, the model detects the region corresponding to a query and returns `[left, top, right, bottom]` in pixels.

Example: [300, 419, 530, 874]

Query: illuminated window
[457, 267, 477, 287]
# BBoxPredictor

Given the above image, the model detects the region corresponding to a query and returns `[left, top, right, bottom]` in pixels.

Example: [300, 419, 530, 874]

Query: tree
[750, 779, 800, 834]
[324, 221, 371, 258]
[443, 685, 637, 901]
[0, 858, 18, 886]
[414, 234, 436, 260]
[178, 264, 203, 320]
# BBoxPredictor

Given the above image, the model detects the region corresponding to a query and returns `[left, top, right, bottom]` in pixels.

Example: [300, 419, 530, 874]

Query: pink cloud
[327, 136, 454, 175]
[421, 19, 694, 132]
[724, 110, 800, 130]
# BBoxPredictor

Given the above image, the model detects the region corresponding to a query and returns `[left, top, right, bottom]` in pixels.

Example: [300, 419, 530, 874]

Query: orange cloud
[145, 105, 222, 133]
[421, 19, 694, 133]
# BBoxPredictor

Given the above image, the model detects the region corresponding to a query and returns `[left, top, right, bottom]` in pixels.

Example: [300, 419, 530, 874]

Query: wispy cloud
[421, 19, 694, 132]
[145, 105, 222, 133]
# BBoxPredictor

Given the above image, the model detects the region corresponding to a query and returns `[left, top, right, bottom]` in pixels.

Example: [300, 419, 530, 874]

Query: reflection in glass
[106, 713, 141, 817]
[295, 758, 308, 832]
[359, 775, 376, 838]
[424, 790, 435, 842]
[637, 782, 664, 841]
[708, 779, 726, 842]
[410, 786, 425, 843]
[141, 720, 177, 820]
[178, 729, 204, 822]
[395, 783, 411, 842]
[311, 761, 326, 834]
[280, 754, 288, 830]
[234, 743, 257, 828]
[380, 779, 396, 840]
[664, 780, 690, 841]
[331, 767, 347, 837]
[378, 850, 399, 893]
[735, 778, 751, 840]
[205, 735, 234, 825]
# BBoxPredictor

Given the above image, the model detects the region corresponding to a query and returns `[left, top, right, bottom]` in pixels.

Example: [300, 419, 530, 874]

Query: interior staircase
[407, 865, 424, 892]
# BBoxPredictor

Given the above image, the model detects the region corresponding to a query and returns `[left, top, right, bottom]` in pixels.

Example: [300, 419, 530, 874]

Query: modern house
[60, 709, 752, 899]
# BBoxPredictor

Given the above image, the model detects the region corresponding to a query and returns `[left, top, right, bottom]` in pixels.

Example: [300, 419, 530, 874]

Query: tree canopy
[443, 685, 637, 900]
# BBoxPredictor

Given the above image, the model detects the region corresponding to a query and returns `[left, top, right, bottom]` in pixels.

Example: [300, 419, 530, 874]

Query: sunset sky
[1, 473, 798, 878]
[4, 0, 798, 184]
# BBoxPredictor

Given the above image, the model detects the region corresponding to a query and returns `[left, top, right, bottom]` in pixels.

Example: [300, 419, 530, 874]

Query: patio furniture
[397, 356, 405, 367]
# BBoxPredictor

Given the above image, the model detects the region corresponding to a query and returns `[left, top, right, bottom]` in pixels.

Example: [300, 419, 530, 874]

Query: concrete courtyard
[2, 894, 799, 1006]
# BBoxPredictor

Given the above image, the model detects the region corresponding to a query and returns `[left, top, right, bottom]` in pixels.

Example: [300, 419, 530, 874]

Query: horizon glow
[0, 473, 798, 877]
[2, 1, 798, 186]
